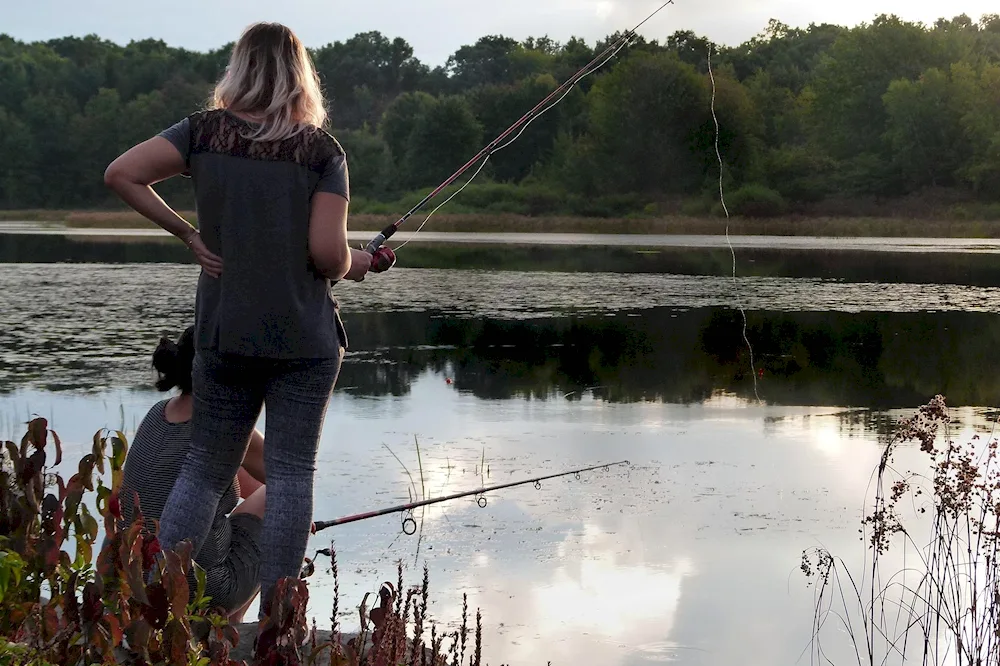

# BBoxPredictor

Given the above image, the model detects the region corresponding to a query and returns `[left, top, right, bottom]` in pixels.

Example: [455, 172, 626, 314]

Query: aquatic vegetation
[802, 395, 1000, 665]
[0, 418, 483, 666]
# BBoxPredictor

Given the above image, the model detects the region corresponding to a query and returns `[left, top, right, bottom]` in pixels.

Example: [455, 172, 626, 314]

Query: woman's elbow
[314, 248, 351, 280]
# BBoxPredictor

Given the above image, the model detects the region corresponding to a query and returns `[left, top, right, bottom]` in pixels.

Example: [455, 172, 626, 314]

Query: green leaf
[0, 552, 24, 604]
[112, 432, 128, 466]
[81, 509, 99, 541]
[75, 532, 93, 569]
[193, 561, 206, 605]
[92, 431, 106, 475]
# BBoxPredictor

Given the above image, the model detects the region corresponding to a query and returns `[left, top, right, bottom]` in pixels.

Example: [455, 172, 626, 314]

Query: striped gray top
[118, 399, 239, 569]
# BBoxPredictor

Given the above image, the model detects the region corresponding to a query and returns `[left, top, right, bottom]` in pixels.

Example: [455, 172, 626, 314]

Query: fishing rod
[311, 459, 630, 534]
[362, 0, 675, 271]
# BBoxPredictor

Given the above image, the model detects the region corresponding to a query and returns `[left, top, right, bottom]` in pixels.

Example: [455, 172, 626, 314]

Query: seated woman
[117, 326, 266, 623]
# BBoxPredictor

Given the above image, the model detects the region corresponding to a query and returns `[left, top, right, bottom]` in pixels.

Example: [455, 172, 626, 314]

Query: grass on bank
[9, 210, 1000, 238]
[4, 181, 1000, 236]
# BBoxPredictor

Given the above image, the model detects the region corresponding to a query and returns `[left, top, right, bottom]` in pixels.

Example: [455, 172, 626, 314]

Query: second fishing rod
[311, 460, 630, 534]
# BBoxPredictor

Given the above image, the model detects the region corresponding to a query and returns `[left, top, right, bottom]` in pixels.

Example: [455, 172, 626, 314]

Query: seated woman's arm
[242, 429, 266, 487]
[237, 467, 263, 499]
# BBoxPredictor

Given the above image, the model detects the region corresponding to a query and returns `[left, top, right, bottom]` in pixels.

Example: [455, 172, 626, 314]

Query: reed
[802, 395, 1000, 666]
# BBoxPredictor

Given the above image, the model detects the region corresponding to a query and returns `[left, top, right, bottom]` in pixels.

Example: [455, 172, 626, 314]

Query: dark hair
[152, 326, 195, 393]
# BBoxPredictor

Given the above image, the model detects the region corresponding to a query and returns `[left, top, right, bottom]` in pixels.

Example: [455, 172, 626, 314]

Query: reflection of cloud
[19, 378, 1000, 665]
[532, 548, 692, 640]
[424, 519, 695, 665]
[809, 421, 845, 460]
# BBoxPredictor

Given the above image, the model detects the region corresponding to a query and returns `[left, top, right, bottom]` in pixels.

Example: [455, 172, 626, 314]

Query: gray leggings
[155, 348, 342, 619]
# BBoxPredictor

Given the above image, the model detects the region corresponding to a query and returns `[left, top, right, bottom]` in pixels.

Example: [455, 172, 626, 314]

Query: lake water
[2, 233, 999, 665]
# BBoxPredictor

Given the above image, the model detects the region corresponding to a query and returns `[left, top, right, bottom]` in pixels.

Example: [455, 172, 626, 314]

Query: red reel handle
[370, 246, 396, 273]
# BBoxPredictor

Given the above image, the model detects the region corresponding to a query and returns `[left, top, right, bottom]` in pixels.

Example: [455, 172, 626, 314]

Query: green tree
[726, 20, 845, 93]
[882, 63, 976, 189]
[44, 35, 117, 106]
[69, 88, 125, 203]
[550, 36, 596, 84]
[467, 73, 581, 182]
[378, 91, 437, 174]
[0, 107, 39, 207]
[809, 14, 948, 193]
[18, 90, 80, 207]
[121, 90, 173, 146]
[957, 61, 1000, 196]
[447, 35, 523, 89]
[312, 32, 429, 129]
[698, 68, 766, 187]
[666, 30, 714, 72]
[575, 52, 712, 194]
[0, 45, 31, 113]
[401, 96, 482, 188]
[743, 70, 810, 149]
[114, 39, 178, 101]
[0, 17, 998, 212]
[337, 128, 393, 197]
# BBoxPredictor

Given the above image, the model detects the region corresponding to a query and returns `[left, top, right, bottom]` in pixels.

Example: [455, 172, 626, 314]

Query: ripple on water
[4, 264, 1000, 393]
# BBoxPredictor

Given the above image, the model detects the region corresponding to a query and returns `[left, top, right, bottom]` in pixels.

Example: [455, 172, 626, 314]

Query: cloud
[5, 1, 998, 73]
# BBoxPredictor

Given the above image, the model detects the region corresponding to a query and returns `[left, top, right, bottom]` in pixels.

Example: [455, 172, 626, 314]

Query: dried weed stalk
[802, 395, 1000, 666]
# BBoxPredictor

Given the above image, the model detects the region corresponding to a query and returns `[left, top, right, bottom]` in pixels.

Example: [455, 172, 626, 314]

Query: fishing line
[708, 44, 760, 403]
[391, 36, 634, 252]
[362, 0, 675, 257]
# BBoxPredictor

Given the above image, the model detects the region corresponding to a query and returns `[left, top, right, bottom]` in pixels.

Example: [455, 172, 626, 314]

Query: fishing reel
[330, 244, 395, 286]
[370, 245, 396, 273]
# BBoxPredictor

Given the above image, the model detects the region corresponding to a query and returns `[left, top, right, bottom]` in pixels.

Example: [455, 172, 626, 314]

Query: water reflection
[335, 307, 1000, 408]
[8, 230, 1000, 286]
[5, 254, 1000, 664]
[3, 264, 1000, 408]
[4, 379, 991, 665]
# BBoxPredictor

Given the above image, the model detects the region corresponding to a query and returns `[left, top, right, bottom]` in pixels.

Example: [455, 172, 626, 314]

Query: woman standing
[104, 21, 378, 628]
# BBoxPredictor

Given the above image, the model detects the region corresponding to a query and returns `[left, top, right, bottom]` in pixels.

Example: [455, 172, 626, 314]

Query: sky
[4, 0, 998, 66]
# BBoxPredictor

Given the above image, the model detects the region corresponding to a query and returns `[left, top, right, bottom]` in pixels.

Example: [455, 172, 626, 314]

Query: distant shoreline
[6, 222, 1000, 255]
[5, 210, 1000, 238]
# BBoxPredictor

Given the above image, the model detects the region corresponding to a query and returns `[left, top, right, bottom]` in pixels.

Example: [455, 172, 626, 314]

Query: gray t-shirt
[159, 109, 350, 358]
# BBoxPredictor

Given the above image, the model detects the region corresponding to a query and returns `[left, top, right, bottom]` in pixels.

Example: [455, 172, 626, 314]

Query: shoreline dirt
[230, 624, 360, 663]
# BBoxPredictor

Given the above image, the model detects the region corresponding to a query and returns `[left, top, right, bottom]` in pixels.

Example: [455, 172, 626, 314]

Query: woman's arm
[344, 248, 373, 281]
[308, 191, 353, 281]
[236, 467, 263, 499]
[104, 137, 223, 277]
[241, 428, 266, 485]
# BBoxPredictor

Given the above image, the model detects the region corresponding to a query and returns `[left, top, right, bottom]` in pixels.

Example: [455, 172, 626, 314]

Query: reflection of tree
[10, 236, 1000, 289]
[833, 409, 901, 443]
[337, 308, 1000, 408]
[5, 296, 1000, 410]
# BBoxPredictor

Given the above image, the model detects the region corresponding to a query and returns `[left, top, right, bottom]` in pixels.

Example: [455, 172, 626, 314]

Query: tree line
[1, 13, 999, 216]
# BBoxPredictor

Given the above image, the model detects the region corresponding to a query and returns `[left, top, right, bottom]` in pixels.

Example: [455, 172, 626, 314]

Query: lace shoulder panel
[188, 109, 344, 172]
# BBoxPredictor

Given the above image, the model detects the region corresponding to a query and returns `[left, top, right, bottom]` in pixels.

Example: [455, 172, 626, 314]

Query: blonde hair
[211, 22, 327, 142]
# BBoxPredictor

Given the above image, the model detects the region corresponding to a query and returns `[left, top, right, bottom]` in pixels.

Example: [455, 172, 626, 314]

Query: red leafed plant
[0, 417, 240, 665]
[1, 417, 488, 666]
[278, 555, 484, 666]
